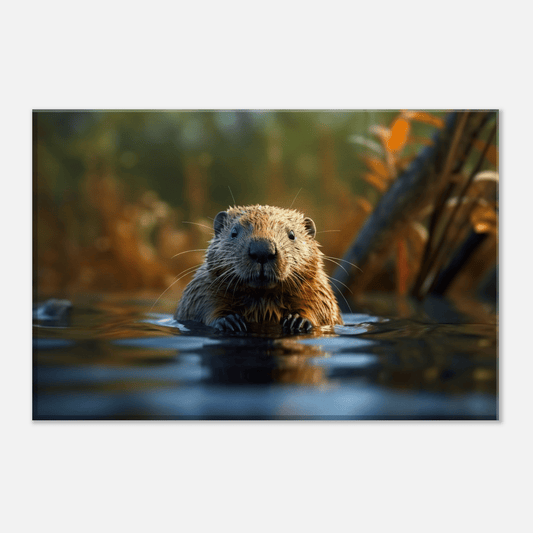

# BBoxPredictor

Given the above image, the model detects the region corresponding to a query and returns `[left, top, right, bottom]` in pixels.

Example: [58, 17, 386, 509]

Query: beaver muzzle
[247, 239, 278, 288]
[248, 238, 277, 265]
[249, 268, 277, 288]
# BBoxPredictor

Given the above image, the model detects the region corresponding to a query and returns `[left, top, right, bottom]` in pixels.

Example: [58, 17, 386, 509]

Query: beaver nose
[249, 239, 277, 264]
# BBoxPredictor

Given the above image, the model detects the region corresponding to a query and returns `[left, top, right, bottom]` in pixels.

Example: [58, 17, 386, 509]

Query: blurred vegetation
[33, 110, 498, 305]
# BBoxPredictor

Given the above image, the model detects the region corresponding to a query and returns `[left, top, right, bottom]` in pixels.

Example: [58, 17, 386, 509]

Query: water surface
[33, 293, 498, 420]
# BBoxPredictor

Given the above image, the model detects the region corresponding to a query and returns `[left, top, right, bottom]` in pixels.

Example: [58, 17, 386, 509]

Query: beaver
[174, 205, 343, 333]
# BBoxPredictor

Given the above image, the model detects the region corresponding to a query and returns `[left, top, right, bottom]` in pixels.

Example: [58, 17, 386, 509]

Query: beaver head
[206, 205, 320, 291]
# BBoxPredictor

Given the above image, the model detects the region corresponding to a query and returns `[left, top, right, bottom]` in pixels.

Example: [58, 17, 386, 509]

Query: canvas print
[33, 110, 498, 419]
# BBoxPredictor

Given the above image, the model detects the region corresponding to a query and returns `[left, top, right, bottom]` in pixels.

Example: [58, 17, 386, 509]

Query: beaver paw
[281, 313, 313, 333]
[212, 314, 248, 333]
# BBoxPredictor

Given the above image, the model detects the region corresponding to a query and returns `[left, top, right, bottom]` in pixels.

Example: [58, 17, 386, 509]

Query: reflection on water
[33, 293, 498, 420]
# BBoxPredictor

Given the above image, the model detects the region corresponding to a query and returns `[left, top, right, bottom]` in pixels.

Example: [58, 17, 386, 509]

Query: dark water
[33, 294, 498, 420]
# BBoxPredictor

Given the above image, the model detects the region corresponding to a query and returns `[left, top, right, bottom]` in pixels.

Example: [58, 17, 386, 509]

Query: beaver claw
[281, 313, 313, 333]
[212, 314, 248, 333]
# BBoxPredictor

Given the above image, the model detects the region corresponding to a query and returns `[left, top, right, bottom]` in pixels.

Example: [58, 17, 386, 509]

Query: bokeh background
[33, 110, 498, 310]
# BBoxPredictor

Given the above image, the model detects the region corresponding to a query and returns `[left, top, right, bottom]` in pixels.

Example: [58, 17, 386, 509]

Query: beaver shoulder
[174, 205, 343, 333]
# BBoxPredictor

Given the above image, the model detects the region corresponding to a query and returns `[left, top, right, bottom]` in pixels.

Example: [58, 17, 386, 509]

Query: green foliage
[35, 110, 405, 210]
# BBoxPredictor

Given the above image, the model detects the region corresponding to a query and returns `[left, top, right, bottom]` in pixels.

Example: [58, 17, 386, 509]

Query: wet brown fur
[174, 205, 343, 328]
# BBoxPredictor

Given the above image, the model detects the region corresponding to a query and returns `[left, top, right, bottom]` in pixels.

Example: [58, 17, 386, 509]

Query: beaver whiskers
[323, 255, 363, 273]
[149, 263, 202, 313]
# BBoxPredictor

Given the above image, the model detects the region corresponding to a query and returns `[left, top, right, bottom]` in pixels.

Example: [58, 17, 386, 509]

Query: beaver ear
[304, 217, 316, 238]
[214, 211, 229, 237]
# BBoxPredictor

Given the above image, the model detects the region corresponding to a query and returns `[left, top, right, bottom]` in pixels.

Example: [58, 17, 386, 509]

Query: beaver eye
[288, 230, 296, 240]
[231, 227, 239, 239]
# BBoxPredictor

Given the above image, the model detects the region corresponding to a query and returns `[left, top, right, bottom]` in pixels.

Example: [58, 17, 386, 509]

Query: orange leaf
[354, 196, 373, 215]
[470, 204, 498, 235]
[473, 171, 499, 183]
[402, 111, 445, 128]
[387, 117, 411, 153]
[362, 172, 388, 193]
[472, 139, 499, 167]
[409, 222, 428, 243]
[369, 125, 391, 144]
[361, 155, 390, 180]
